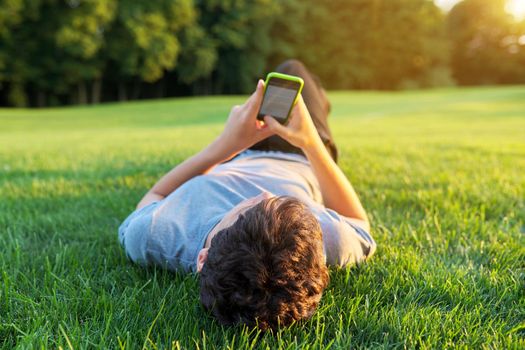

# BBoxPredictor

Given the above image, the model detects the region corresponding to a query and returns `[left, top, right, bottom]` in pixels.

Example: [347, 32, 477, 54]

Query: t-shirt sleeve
[118, 201, 161, 266]
[315, 207, 377, 267]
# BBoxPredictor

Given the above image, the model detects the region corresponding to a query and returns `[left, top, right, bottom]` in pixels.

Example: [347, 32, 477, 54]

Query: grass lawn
[0, 86, 524, 349]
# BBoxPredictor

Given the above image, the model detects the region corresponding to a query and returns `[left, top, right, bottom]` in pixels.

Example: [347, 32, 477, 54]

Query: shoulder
[309, 204, 377, 267]
[118, 201, 161, 266]
[118, 197, 206, 273]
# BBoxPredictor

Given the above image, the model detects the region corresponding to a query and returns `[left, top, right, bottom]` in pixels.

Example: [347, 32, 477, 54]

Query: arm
[137, 80, 272, 209]
[263, 96, 369, 231]
[136, 137, 236, 209]
[302, 137, 369, 230]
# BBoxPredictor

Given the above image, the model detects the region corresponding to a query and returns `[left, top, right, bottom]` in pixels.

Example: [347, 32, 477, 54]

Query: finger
[231, 104, 241, 113]
[244, 80, 260, 104]
[291, 93, 306, 114]
[246, 79, 265, 112]
[259, 119, 275, 137]
[290, 93, 313, 123]
[263, 116, 290, 138]
[296, 93, 305, 107]
[256, 122, 274, 139]
[255, 119, 267, 130]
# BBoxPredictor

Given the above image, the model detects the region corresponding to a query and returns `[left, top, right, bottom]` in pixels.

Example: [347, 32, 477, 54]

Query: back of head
[199, 196, 329, 330]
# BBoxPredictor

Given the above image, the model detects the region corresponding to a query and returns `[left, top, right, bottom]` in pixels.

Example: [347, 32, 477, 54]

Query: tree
[105, 0, 197, 100]
[175, 24, 217, 88]
[448, 0, 525, 85]
[269, 0, 452, 90]
[55, 0, 116, 104]
[194, 0, 281, 94]
[2, 0, 524, 107]
[0, 0, 117, 106]
[0, 0, 39, 106]
[0, 0, 24, 83]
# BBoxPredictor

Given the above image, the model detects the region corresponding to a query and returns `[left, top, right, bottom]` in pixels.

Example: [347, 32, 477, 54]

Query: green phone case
[258, 72, 304, 125]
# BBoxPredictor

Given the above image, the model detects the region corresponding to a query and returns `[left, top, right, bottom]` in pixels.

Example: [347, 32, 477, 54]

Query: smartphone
[257, 72, 304, 125]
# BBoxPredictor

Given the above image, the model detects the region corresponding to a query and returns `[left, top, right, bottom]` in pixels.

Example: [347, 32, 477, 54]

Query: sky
[434, 0, 525, 19]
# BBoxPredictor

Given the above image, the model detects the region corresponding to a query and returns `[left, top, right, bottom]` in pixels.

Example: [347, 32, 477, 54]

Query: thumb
[247, 79, 265, 112]
[263, 116, 290, 138]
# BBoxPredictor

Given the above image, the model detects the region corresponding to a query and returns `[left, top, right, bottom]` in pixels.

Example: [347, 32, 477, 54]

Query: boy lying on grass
[118, 60, 376, 330]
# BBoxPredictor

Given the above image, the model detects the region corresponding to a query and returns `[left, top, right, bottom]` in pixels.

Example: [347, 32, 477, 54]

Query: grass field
[0, 86, 524, 349]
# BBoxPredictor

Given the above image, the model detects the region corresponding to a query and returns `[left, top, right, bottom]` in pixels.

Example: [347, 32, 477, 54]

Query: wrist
[303, 137, 335, 168]
[208, 134, 239, 162]
[302, 134, 326, 155]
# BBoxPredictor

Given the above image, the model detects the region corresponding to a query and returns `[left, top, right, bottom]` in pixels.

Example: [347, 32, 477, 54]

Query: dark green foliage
[0, 0, 524, 106]
[448, 0, 525, 85]
[176, 24, 217, 86]
[0, 0, 117, 106]
[272, 0, 452, 90]
[192, 0, 282, 94]
[105, 0, 195, 83]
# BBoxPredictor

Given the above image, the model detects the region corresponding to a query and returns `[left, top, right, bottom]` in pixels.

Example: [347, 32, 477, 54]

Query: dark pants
[249, 59, 338, 163]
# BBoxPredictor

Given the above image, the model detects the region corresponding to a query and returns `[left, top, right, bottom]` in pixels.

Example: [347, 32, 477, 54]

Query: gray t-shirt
[118, 150, 376, 273]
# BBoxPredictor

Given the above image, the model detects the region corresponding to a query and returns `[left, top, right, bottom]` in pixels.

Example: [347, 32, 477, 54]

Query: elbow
[362, 209, 371, 230]
[336, 238, 376, 268]
[137, 191, 165, 210]
[356, 214, 370, 233]
[330, 219, 375, 267]
[353, 207, 370, 232]
[360, 217, 370, 233]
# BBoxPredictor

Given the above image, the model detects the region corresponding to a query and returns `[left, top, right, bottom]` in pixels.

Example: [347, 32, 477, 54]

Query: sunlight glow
[435, 0, 525, 20]
[434, 0, 461, 12]
[506, 0, 525, 20]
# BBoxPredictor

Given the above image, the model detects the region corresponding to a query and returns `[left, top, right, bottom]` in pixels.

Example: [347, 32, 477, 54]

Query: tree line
[0, 0, 524, 107]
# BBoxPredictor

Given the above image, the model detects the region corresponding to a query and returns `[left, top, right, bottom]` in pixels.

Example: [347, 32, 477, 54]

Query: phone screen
[258, 78, 301, 123]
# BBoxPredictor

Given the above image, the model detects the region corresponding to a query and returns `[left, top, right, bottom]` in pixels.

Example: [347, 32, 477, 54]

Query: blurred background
[0, 0, 524, 108]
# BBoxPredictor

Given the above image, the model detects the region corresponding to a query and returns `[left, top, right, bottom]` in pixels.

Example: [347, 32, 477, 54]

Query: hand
[218, 80, 273, 155]
[262, 94, 323, 151]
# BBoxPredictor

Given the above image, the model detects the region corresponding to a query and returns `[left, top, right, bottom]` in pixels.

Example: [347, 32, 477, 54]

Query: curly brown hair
[199, 196, 329, 330]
